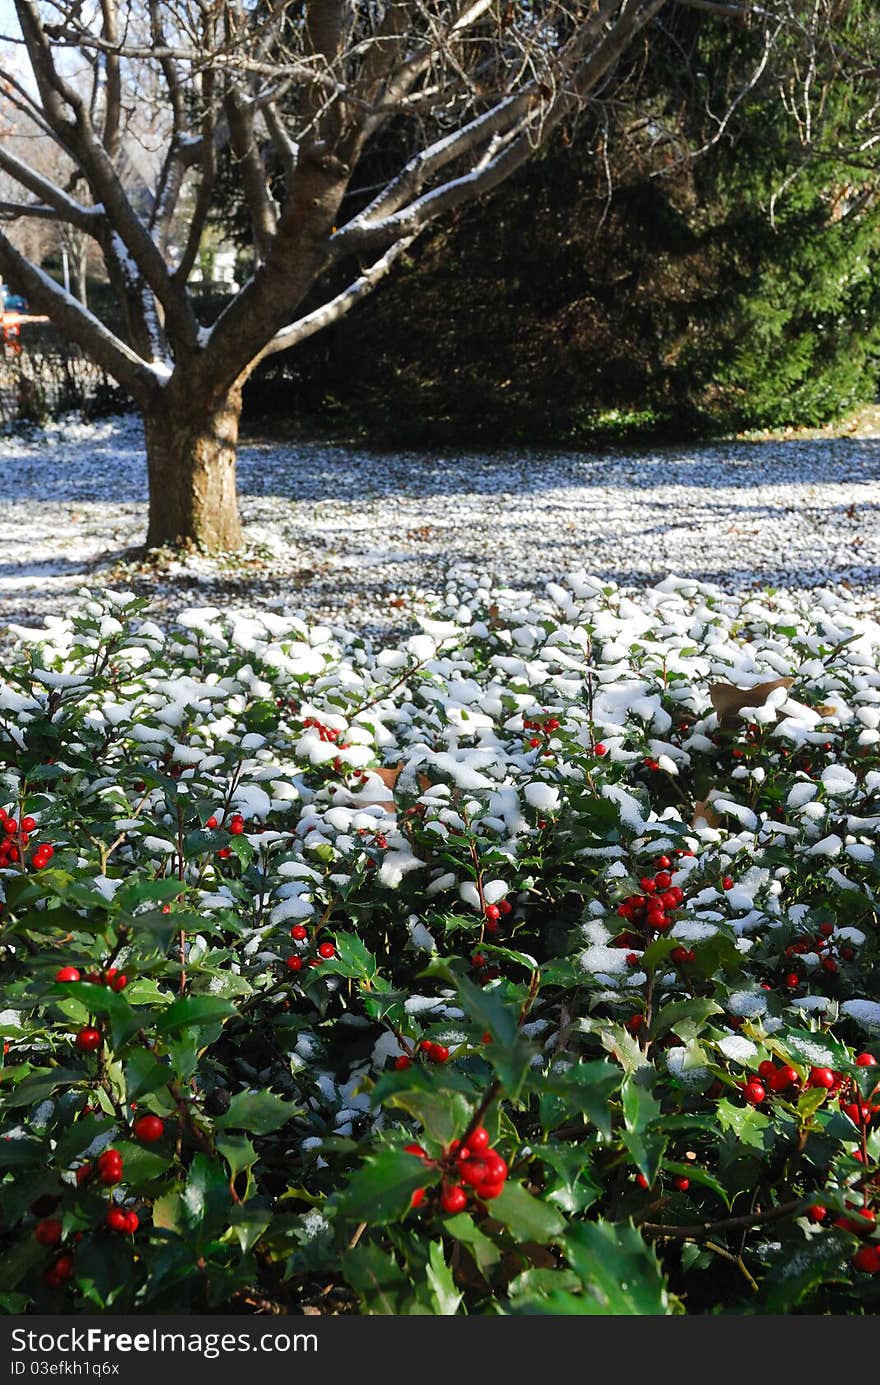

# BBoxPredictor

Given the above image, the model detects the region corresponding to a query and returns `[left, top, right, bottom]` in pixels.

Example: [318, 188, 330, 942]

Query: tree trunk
[143, 380, 244, 551]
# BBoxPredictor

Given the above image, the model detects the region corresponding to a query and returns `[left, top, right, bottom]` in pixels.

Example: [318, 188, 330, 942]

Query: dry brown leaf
[709, 676, 794, 729]
[816, 704, 838, 719]
[372, 764, 403, 790]
[691, 799, 722, 829]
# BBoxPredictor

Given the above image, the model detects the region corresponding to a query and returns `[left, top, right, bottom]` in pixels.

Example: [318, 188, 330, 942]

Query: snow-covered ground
[2, 412, 878, 638]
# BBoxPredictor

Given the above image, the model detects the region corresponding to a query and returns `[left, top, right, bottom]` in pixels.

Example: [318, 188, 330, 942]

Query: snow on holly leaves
[0, 572, 878, 1315]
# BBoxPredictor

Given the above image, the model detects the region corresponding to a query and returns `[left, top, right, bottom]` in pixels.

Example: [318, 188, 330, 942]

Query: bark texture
[144, 382, 243, 551]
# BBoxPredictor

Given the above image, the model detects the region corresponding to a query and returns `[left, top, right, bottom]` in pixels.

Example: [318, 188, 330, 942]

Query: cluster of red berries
[523, 713, 561, 749]
[105, 1207, 139, 1235]
[741, 1054, 877, 1108]
[471, 951, 501, 982]
[76, 1148, 124, 1187]
[285, 925, 336, 974]
[615, 855, 688, 937]
[301, 716, 351, 752]
[43, 1252, 75, 1290]
[483, 897, 512, 935]
[394, 1038, 452, 1070]
[0, 808, 53, 870]
[58, 965, 128, 993]
[33, 1211, 77, 1288]
[407, 1125, 509, 1212]
[780, 922, 857, 985]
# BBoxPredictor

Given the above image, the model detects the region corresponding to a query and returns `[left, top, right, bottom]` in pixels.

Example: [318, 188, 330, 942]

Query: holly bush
[1, 575, 879, 1315]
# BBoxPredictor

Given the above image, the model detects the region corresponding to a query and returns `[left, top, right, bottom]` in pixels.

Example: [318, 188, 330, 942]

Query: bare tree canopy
[0, 0, 789, 548]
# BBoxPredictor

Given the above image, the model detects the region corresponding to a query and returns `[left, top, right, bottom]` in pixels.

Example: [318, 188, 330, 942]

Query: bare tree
[0, 0, 753, 551]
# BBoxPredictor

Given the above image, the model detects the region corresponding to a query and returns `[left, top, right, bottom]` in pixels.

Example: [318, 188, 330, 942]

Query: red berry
[784, 973, 800, 989]
[206, 816, 218, 829]
[809, 1067, 836, 1089]
[410, 1187, 426, 1209]
[744, 1081, 765, 1105]
[75, 1027, 101, 1054]
[21, 816, 36, 833]
[34, 1218, 63, 1246]
[465, 1126, 490, 1154]
[124, 1211, 139, 1235]
[484, 904, 501, 922]
[655, 856, 672, 871]
[852, 1245, 880, 1274]
[484, 1152, 508, 1183]
[431, 1044, 450, 1064]
[670, 946, 690, 965]
[460, 1159, 490, 1188]
[770, 1065, 799, 1093]
[673, 1175, 690, 1192]
[640, 877, 657, 895]
[758, 1060, 776, 1079]
[109, 973, 127, 992]
[594, 743, 607, 755]
[106, 1208, 128, 1233]
[722, 876, 734, 891]
[403, 1143, 427, 1159]
[635, 1173, 649, 1189]
[230, 819, 245, 835]
[133, 1115, 164, 1144]
[821, 957, 838, 975]
[476, 1180, 505, 1200]
[440, 1185, 467, 1214]
[856, 1053, 878, 1068]
[55, 967, 80, 983]
[499, 899, 513, 916]
[52, 1253, 74, 1282]
[75, 1164, 92, 1187]
[394, 1055, 412, 1070]
[317, 941, 335, 959]
[290, 924, 308, 941]
[807, 1204, 827, 1224]
[287, 955, 304, 973]
[654, 871, 672, 890]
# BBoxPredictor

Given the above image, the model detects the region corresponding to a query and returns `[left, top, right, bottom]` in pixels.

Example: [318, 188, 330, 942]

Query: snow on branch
[257, 236, 418, 359]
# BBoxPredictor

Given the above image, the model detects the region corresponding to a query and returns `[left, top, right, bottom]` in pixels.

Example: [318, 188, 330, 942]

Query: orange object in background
[2, 312, 21, 354]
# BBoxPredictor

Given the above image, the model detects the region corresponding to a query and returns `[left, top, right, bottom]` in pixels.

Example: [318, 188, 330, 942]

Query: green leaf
[214, 1089, 299, 1135]
[216, 1133, 257, 1183]
[335, 1147, 439, 1226]
[488, 1181, 565, 1243]
[51, 981, 141, 1049]
[652, 997, 724, 1042]
[716, 1098, 771, 1150]
[775, 1027, 851, 1072]
[563, 1220, 672, 1315]
[125, 1049, 172, 1101]
[181, 1153, 232, 1235]
[538, 1061, 621, 1139]
[442, 1211, 501, 1273]
[342, 1242, 410, 1314]
[374, 1068, 474, 1147]
[662, 1160, 732, 1208]
[155, 995, 236, 1035]
[761, 1228, 852, 1313]
[426, 1240, 462, 1315]
[110, 1139, 172, 1184]
[226, 1205, 272, 1255]
[322, 931, 378, 982]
